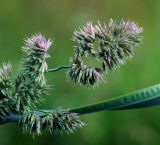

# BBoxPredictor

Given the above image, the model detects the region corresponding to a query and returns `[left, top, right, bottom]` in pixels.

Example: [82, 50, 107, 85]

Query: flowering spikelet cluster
[15, 34, 51, 111]
[19, 108, 85, 136]
[95, 19, 143, 70]
[68, 58, 103, 86]
[22, 34, 52, 85]
[68, 19, 143, 86]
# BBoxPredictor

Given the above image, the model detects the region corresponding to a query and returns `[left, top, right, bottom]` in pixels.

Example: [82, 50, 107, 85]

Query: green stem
[47, 65, 70, 73]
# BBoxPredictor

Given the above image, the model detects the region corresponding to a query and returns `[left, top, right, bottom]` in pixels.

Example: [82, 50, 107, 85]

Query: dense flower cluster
[68, 19, 143, 86]
[22, 34, 51, 85]
[15, 34, 52, 111]
[96, 19, 143, 70]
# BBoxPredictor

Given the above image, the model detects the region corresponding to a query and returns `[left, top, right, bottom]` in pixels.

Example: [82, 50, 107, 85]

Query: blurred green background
[0, 0, 160, 145]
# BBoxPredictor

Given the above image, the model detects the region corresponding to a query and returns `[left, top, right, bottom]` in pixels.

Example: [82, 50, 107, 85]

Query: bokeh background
[0, 0, 160, 145]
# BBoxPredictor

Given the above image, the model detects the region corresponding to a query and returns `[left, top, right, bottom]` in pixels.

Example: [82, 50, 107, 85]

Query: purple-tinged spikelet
[15, 34, 52, 111]
[22, 34, 52, 84]
[25, 34, 52, 53]
[73, 22, 96, 56]
[120, 21, 143, 34]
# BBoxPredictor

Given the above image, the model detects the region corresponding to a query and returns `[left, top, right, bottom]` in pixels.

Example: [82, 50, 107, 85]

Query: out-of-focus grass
[0, 0, 160, 145]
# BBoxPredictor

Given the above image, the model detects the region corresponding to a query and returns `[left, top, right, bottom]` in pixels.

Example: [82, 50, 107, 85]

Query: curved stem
[47, 65, 70, 73]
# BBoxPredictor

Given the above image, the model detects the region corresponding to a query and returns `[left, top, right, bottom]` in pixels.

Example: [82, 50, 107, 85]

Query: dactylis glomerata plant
[1, 19, 160, 136]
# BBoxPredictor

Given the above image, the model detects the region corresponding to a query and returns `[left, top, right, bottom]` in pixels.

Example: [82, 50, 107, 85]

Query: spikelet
[73, 22, 97, 57]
